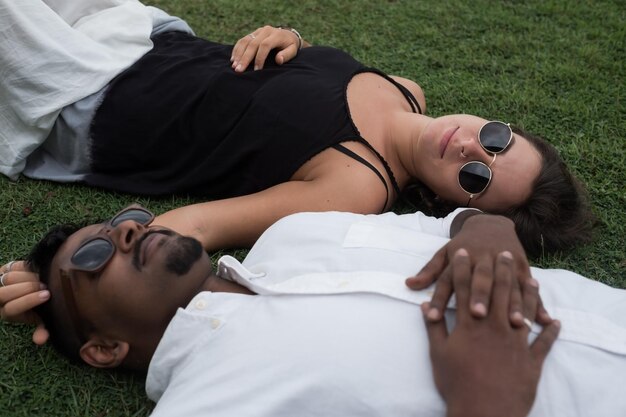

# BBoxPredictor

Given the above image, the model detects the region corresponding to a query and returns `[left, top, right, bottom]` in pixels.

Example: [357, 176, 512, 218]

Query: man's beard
[165, 235, 204, 275]
[133, 230, 204, 275]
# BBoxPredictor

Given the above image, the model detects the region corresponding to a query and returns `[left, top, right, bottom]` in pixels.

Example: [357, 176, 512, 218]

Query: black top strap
[332, 143, 389, 212]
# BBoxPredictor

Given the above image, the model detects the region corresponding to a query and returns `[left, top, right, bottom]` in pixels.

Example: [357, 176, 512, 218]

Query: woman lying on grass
[1, 2, 592, 256]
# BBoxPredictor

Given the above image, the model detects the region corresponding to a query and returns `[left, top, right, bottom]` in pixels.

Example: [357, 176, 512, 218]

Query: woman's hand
[231, 25, 303, 73]
[0, 260, 50, 345]
[406, 214, 551, 327]
[422, 250, 560, 417]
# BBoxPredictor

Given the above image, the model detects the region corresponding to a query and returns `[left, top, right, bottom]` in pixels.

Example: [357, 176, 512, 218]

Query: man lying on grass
[2, 207, 624, 416]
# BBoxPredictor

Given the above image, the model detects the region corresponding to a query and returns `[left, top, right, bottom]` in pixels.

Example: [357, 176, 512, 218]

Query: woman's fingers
[231, 26, 301, 72]
[0, 282, 49, 322]
[1, 270, 42, 286]
[32, 324, 50, 345]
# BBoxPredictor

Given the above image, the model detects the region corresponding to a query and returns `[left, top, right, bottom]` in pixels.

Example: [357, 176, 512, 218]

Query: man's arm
[423, 249, 560, 417]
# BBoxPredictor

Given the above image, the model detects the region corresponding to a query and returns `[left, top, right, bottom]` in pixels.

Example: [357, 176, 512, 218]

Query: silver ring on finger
[523, 317, 533, 331]
[3, 260, 16, 274]
[0, 273, 7, 287]
[248, 33, 256, 39]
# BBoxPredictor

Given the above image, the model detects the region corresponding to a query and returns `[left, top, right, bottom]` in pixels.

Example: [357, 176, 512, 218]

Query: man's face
[48, 210, 211, 342]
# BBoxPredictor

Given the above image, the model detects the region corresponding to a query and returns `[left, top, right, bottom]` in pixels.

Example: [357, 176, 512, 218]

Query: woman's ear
[80, 337, 129, 368]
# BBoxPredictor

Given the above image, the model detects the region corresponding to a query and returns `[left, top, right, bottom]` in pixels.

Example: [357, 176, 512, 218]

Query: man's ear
[79, 337, 129, 368]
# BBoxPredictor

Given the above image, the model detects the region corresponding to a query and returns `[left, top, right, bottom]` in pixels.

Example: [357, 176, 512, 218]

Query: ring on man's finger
[0, 273, 7, 287]
[248, 33, 256, 39]
[523, 317, 533, 331]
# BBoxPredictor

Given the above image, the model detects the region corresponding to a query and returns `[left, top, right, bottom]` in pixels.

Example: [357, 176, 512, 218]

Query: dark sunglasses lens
[479, 121, 511, 153]
[71, 238, 113, 271]
[459, 162, 491, 194]
[111, 208, 153, 227]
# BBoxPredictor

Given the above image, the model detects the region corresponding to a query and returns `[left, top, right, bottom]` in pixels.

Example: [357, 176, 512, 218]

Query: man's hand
[0, 260, 50, 345]
[407, 214, 551, 327]
[231, 25, 304, 72]
[423, 250, 560, 417]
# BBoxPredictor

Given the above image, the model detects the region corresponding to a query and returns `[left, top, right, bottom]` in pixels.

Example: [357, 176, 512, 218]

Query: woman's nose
[459, 134, 492, 163]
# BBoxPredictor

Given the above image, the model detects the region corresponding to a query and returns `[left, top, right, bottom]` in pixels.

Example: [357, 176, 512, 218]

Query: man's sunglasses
[457, 121, 513, 206]
[59, 205, 155, 343]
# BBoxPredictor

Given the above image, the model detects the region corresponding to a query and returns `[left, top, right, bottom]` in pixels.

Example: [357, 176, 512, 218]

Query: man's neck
[201, 273, 257, 295]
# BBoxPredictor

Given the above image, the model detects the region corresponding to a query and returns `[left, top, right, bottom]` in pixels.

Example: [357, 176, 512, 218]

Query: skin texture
[423, 250, 560, 417]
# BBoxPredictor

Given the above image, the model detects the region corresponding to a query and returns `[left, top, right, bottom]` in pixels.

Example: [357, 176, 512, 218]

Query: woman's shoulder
[389, 76, 427, 114]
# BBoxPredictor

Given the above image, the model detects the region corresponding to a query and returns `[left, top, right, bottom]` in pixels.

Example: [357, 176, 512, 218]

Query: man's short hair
[28, 224, 83, 363]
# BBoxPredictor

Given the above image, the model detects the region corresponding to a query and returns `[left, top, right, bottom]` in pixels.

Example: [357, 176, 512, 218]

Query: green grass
[1, 0, 624, 415]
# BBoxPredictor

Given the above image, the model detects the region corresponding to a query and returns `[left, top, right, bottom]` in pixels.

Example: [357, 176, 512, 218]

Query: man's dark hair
[28, 224, 83, 363]
[405, 126, 595, 257]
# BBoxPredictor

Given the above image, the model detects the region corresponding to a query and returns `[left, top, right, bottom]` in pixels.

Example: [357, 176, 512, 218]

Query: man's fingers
[490, 252, 514, 321]
[468, 257, 493, 318]
[450, 249, 472, 323]
[406, 247, 446, 290]
[530, 320, 561, 364]
[426, 265, 453, 322]
[421, 302, 448, 346]
[519, 278, 540, 326]
[535, 298, 553, 325]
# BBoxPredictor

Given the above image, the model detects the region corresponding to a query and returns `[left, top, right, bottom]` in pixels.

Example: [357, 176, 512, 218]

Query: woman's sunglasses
[59, 205, 155, 343]
[457, 121, 513, 206]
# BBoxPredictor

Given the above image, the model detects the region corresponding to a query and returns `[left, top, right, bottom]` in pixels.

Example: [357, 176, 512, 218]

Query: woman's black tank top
[87, 31, 421, 210]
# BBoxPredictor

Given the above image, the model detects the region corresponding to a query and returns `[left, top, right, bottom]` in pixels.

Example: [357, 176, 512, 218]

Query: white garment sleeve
[0, 0, 153, 179]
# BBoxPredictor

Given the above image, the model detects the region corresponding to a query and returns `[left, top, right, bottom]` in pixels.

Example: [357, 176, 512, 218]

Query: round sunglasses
[457, 121, 513, 206]
[59, 205, 155, 343]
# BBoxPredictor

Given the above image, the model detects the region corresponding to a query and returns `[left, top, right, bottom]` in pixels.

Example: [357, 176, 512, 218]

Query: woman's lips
[440, 126, 459, 158]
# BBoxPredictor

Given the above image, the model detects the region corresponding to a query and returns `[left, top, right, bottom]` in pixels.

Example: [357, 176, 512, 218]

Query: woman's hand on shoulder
[231, 25, 304, 73]
[0, 261, 50, 345]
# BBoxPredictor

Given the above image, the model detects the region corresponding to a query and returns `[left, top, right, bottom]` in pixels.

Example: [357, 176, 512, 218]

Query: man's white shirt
[147, 210, 626, 416]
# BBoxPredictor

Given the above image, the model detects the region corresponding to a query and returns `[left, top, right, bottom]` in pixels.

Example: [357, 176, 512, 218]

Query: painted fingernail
[473, 302, 487, 316]
[254, 65, 259, 71]
[501, 251, 513, 259]
[39, 290, 50, 300]
[456, 248, 468, 257]
[235, 64, 242, 72]
[528, 278, 539, 287]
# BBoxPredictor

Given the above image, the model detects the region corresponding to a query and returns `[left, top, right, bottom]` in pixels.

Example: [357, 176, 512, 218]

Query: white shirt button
[210, 318, 221, 329]
[195, 299, 207, 310]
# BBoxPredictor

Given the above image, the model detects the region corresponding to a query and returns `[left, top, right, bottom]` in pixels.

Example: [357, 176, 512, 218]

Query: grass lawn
[1, 0, 624, 415]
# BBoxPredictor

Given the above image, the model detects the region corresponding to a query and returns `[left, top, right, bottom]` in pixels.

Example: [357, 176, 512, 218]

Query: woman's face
[415, 115, 542, 211]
